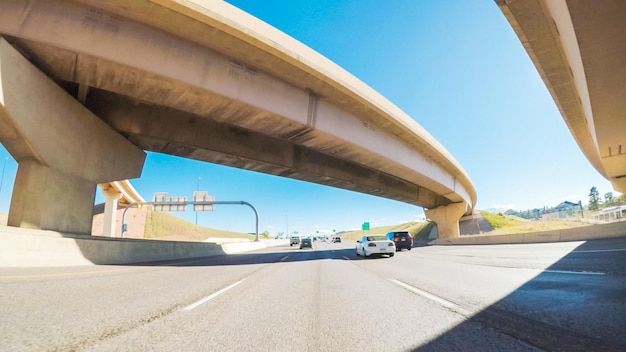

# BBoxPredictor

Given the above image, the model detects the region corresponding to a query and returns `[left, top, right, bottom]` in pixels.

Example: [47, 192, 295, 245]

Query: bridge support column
[0, 38, 145, 234]
[10, 159, 96, 233]
[425, 202, 468, 239]
[102, 188, 123, 237]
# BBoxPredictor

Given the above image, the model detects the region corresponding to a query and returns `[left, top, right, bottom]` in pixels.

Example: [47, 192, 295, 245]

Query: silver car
[356, 235, 395, 258]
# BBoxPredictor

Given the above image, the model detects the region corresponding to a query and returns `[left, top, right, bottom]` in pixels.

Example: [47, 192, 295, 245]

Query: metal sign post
[121, 200, 260, 242]
[362, 221, 370, 236]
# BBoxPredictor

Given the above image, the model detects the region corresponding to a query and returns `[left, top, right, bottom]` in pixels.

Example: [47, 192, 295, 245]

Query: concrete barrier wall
[0, 227, 213, 267]
[1, 229, 94, 267]
[1, 226, 291, 267]
[431, 221, 626, 245]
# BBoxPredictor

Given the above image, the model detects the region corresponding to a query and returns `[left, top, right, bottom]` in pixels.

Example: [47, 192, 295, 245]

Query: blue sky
[0, 0, 617, 236]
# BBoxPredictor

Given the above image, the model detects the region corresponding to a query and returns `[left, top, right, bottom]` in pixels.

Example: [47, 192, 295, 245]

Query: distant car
[386, 231, 413, 251]
[332, 237, 342, 243]
[355, 235, 395, 258]
[290, 236, 300, 246]
[300, 237, 313, 249]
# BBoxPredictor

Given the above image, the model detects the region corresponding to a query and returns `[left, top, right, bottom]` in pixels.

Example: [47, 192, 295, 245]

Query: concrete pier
[0, 38, 145, 234]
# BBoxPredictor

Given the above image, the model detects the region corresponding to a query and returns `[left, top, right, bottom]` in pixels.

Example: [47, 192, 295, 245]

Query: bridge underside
[5, 32, 461, 207]
[497, 0, 626, 193]
[86, 88, 450, 208]
[0, 0, 476, 238]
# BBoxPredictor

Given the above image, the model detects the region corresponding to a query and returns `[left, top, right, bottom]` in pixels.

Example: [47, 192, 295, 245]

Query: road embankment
[431, 220, 626, 245]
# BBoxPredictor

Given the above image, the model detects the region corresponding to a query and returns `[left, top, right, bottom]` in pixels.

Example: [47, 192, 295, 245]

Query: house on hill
[591, 205, 626, 223]
[554, 201, 581, 212]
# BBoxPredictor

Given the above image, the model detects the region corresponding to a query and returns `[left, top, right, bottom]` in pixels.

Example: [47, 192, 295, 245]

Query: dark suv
[300, 237, 313, 249]
[386, 231, 412, 251]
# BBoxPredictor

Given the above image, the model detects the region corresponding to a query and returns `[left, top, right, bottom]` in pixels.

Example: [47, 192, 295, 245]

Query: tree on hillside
[604, 192, 615, 206]
[589, 186, 600, 210]
[617, 193, 626, 205]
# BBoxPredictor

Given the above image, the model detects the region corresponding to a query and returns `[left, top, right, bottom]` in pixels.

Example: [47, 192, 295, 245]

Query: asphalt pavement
[1, 237, 625, 351]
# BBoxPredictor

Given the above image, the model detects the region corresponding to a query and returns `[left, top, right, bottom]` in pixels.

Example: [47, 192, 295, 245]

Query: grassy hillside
[3, 209, 590, 242]
[479, 210, 523, 229]
[479, 210, 588, 235]
[144, 211, 255, 242]
[336, 212, 589, 243]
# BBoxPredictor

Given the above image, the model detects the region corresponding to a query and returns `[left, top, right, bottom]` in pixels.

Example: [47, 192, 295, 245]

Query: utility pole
[579, 200, 584, 218]
[195, 176, 201, 225]
[0, 157, 8, 195]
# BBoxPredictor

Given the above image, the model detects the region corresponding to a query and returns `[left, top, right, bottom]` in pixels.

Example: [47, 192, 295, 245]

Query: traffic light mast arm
[121, 200, 260, 242]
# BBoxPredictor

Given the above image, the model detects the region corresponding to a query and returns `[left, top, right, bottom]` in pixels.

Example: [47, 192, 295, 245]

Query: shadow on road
[66, 233, 626, 350]
[412, 237, 626, 351]
[122, 246, 361, 267]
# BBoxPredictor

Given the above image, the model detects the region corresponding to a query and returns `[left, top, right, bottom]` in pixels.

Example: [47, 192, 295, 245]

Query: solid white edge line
[390, 279, 462, 312]
[573, 248, 626, 253]
[183, 280, 244, 311]
[515, 268, 605, 275]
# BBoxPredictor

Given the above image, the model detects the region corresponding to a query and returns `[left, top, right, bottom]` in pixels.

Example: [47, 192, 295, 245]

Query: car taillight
[368, 243, 377, 247]
[388, 243, 394, 247]
[393, 238, 399, 242]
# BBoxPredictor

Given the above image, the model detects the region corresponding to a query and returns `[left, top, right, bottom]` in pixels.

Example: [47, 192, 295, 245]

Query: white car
[355, 235, 395, 258]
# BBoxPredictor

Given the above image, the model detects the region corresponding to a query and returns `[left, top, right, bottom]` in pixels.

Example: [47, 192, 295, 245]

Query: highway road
[1, 237, 625, 351]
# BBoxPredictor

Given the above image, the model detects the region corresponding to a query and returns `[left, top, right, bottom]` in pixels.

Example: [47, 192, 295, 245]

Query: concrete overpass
[97, 180, 144, 237]
[0, 0, 476, 239]
[496, 0, 626, 193]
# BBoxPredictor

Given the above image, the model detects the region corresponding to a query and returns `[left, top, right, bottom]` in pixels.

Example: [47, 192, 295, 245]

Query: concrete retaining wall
[431, 221, 626, 245]
[0, 226, 285, 267]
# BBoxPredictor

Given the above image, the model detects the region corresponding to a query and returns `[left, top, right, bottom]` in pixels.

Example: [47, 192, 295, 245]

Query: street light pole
[579, 200, 584, 218]
[195, 176, 201, 225]
[0, 157, 8, 195]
